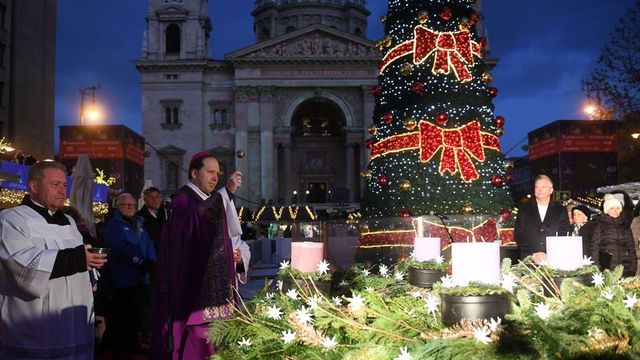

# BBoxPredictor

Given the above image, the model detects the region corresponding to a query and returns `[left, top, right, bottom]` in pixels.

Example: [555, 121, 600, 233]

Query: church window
[160, 99, 183, 130]
[211, 108, 230, 129]
[260, 28, 270, 41]
[166, 162, 179, 191]
[166, 24, 181, 53]
[164, 74, 179, 80]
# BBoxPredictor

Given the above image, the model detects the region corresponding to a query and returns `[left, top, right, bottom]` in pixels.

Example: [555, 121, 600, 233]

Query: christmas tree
[361, 0, 512, 220]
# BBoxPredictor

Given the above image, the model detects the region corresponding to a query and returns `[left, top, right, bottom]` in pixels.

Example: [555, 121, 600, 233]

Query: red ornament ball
[469, 13, 479, 25]
[377, 175, 389, 186]
[498, 209, 512, 222]
[365, 139, 373, 149]
[436, 112, 449, 125]
[400, 208, 413, 217]
[495, 115, 505, 128]
[411, 82, 424, 94]
[491, 174, 504, 187]
[371, 85, 382, 97]
[383, 112, 395, 124]
[439, 7, 452, 21]
[489, 87, 499, 98]
[506, 174, 515, 183]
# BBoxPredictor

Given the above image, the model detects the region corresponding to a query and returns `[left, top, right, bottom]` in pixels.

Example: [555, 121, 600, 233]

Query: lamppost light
[632, 133, 640, 139]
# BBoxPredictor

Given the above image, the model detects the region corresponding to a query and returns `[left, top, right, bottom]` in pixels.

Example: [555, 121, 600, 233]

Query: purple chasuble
[151, 186, 237, 359]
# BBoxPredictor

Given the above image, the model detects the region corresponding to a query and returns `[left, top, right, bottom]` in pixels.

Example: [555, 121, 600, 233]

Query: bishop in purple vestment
[152, 153, 238, 359]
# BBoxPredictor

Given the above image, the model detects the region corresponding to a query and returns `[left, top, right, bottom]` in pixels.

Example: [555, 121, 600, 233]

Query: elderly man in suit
[514, 174, 571, 264]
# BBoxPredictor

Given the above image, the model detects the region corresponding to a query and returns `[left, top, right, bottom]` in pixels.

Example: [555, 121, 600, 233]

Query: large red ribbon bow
[370, 120, 500, 182]
[379, 25, 482, 82]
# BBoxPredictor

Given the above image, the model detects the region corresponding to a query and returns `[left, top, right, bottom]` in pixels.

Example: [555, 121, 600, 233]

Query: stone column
[282, 143, 292, 204]
[361, 86, 376, 199]
[345, 142, 355, 202]
[233, 87, 250, 202]
[259, 87, 275, 202]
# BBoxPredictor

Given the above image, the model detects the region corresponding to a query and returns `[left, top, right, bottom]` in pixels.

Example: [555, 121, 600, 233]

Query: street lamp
[632, 133, 640, 139]
[79, 85, 101, 125]
[581, 80, 613, 120]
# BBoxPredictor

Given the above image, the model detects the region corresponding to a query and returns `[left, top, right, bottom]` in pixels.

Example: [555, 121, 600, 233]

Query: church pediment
[155, 4, 189, 19]
[226, 25, 380, 62]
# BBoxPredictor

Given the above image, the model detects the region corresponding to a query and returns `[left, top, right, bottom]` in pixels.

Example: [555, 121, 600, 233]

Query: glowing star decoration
[535, 302, 553, 321]
[281, 330, 297, 344]
[279, 260, 290, 270]
[307, 295, 323, 310]
[488, 317, 502, 333]
[379, 264, 390, 278]
[379, 25, 482, 83]
[602, 289, 614, 301]
[424, 295, 440, 315]
[347, 293, 366, 313]
[370, 120, 500, 182]
[295, 307, 314, 325]
[321, 335, 338, 350]
[394, 271, 405, 281]
[238, 337, 252, 348]
[473, 327, 492, 344]
[265, 305, 283, 320]
[582, 256, 594, 266]
[286, 288, 300, 300]
[500, 273, 517, 293]
[592, 272, 605, 287]
[394, 346, 412, 360]
[317, 260, 330, 275]
[624, 294, 638, 309]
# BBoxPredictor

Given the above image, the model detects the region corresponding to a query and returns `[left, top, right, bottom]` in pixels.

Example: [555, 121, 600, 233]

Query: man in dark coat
[514, 174, 571, 263]
[151, 152, 239, 359]
[137, 186, 165, 251]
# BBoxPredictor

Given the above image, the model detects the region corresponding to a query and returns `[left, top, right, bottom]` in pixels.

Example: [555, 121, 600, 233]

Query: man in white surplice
[0, 161, 108, 359]
[217, 170, 251, 284]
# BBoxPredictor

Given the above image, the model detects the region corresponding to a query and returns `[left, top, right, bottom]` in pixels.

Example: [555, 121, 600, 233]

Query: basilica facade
[135, 0, 379, 206]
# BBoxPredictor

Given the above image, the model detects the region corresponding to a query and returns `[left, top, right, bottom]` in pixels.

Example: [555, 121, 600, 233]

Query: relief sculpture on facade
[248, 33, 379, 58]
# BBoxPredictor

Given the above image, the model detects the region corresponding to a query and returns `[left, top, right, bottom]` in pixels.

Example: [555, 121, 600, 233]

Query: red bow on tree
[370, 120, 500, 182]
[379, 25, 482, 82]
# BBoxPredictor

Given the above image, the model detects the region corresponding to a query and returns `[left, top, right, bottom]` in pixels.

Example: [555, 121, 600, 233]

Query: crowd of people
[1, 160, 639, 359]
[515, 174, 640, 277]
[0, 153, 250, 359]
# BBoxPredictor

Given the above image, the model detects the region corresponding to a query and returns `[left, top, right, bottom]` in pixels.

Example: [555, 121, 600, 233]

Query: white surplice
[0, 205, 94, 359]
[217, 188, 251, 284]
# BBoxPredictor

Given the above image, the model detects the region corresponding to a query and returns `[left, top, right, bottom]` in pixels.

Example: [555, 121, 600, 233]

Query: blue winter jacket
[104, 211, 157, 288]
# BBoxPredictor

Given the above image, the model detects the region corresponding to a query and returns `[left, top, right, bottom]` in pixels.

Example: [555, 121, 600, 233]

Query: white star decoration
[410, 290, 423, 299]
[265, 305, 283, 320]
[237, 337, 252, 348]
[473, 327, 492, 344]
[317, 260, 330, 275]
[362, 269, 371, 277]
[286, 288, 299, 300]
[500, 273, 518, 293]
[321, 335, 338, 350]
[591, 272, 605, 287]
[535, 302, 552, 321]
[279, 260, 290, 270]
[347, 293, 366, 313]
[264, 292, 275, 301]
[333, 296, 343, 306]
[488, 317, 502, 333]
[424, 295, 439, 315]
[440, 275, 455, 288]
[276, 280, 284, 291]
[394, 346, 412, 360]
[435, 255, 445, 264]
[295, 307, 314, 325]
[338, 280, 349, 287]
[601, 289, 614, 301]
[394, 271, 405, 281]
[624, 294, 638, 309]
[379, 264, 390, 278]
[307, 295, 323, 310]
[281, 330, 296, 344]
[582, 255, 594, 266]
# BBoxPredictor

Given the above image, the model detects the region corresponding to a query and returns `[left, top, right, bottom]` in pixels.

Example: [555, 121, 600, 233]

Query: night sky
[55, 1, 636, 157]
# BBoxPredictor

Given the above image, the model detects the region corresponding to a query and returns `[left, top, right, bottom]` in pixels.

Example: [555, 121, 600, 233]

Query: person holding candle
[152, 152, 238, 359]
[514, 174, 571, 264]
[590, 194, 637, 277]
[571, 204, 596, 257]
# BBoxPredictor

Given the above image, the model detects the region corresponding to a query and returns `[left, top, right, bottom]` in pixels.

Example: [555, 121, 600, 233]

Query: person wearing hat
[571, 204, 595, 257]
[590, 193, 637, 277]
[152, 152, 239, 359]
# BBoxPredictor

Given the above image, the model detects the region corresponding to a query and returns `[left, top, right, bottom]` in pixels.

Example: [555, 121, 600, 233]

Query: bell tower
[141, 0, 211, 60]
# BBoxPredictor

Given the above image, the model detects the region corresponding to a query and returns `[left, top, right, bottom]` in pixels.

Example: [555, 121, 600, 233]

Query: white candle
[452, 242, 501, 286]
[291, 242, 324, 273]
[415, 216, 424, 237]
[546, 236, 583, 271]
[413, 237, 441, 262]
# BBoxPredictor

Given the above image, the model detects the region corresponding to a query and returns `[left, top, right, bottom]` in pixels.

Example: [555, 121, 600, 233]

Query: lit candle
[291, 242, 324, 273]
[413, 237, 441, 262]
[452, 242, 500, 286]
[546, 236, 583, 271]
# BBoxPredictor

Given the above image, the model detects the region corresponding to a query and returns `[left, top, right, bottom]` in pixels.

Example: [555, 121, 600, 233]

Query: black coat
[574, 220, 596, 257]
[514, 199, 571, 258]
[590, 214, 637, 277]
[136, 206, 165, 251]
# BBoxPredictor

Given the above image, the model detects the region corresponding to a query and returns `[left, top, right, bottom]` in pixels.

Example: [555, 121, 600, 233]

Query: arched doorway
[281, 98, 352, 204]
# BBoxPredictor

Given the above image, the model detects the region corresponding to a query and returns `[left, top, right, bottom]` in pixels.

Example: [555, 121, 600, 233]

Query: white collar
[186, 181, 210, 201]
[31, 198, 56, 216]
